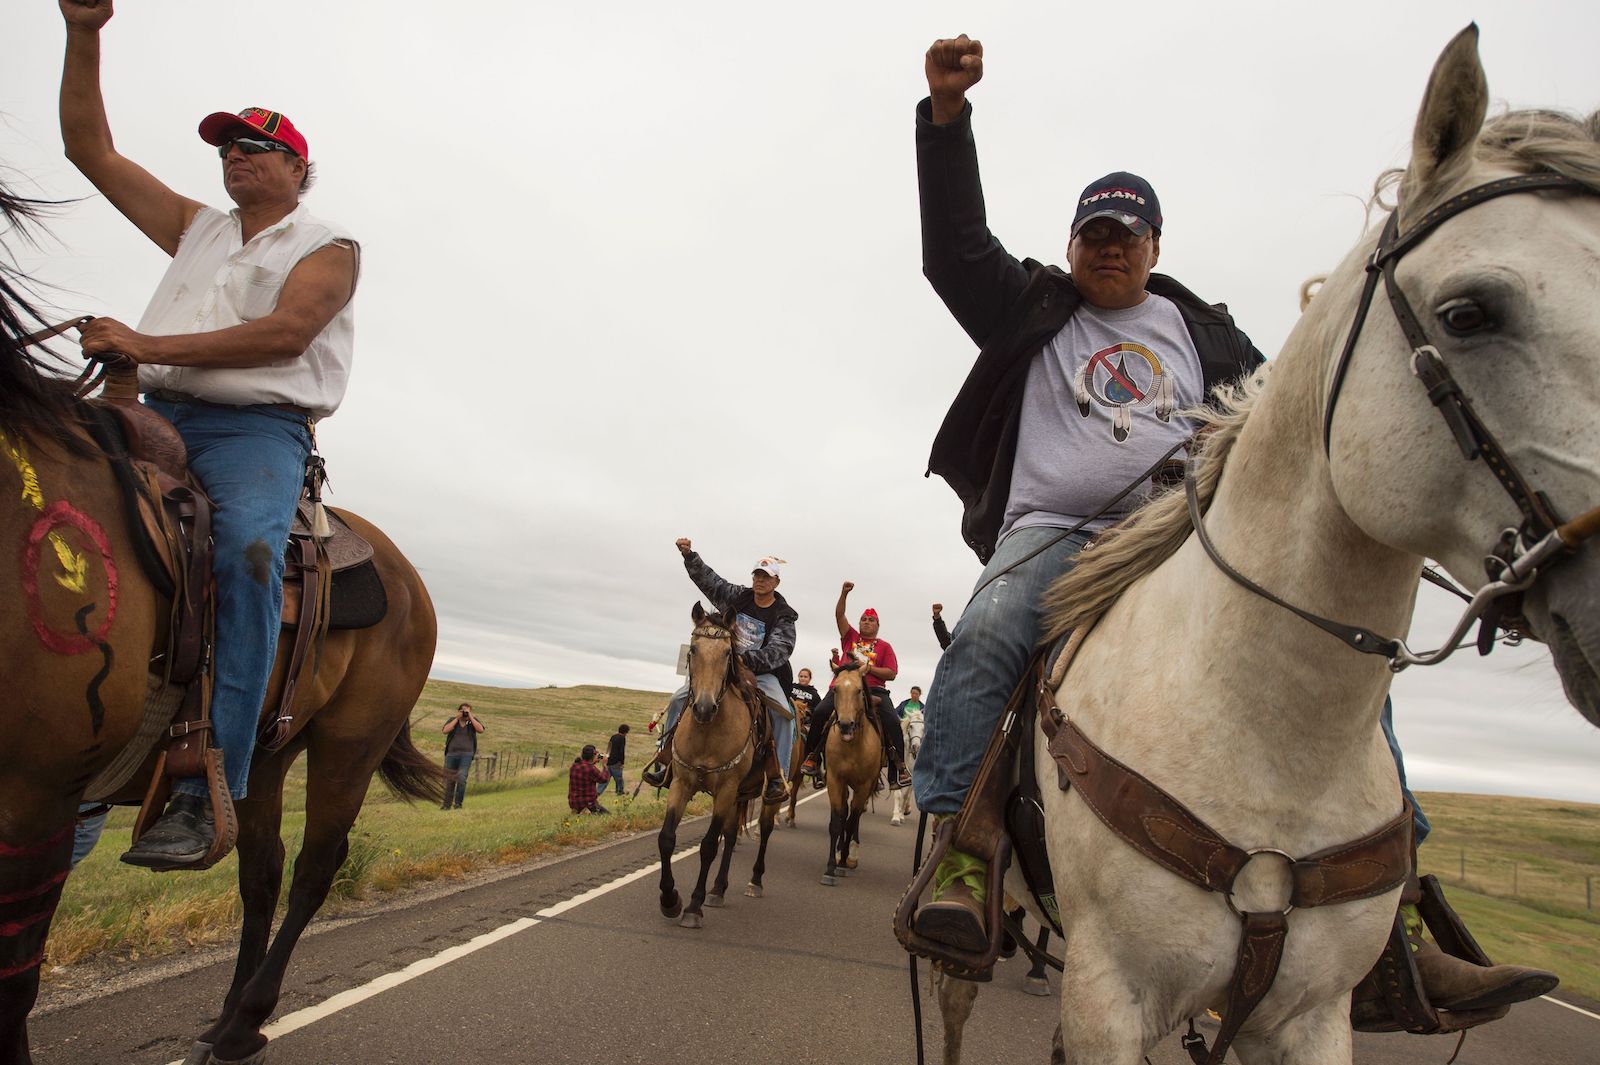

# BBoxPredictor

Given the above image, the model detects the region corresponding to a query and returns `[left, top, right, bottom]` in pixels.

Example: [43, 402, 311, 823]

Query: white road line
[1541, 994, 1600, 1022]
[165, 789, 829, 1065]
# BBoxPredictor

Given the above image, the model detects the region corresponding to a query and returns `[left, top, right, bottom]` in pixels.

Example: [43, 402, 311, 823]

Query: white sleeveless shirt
[136, 204, 358, 419]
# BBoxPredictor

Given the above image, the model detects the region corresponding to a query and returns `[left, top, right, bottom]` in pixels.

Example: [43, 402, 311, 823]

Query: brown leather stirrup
[892, 652, 1044, 980]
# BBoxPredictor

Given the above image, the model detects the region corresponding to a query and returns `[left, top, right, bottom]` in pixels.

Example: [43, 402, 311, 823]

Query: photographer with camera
[568, 744, 612, 815]
[440, 703, 484, 810]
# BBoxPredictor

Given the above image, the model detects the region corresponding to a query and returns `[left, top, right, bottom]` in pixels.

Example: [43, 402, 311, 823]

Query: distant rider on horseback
[798, 583, 913, 789]
[642, 540, 797, 805]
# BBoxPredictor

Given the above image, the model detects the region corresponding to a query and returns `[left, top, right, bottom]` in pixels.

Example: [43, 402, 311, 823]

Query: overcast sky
[5, 1, 1599, 803]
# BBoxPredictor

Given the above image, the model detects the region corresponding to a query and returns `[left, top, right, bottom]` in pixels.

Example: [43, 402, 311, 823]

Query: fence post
[543, 750, 549, 767]
[1512, 862, 1518, 897]
[1459, 848, 1465, 883]
[1587, 876, 1592, 911]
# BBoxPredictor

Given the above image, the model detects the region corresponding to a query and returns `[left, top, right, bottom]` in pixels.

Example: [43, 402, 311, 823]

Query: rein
[1192, 173, 1600, 672]
[18, 315, 136, 400]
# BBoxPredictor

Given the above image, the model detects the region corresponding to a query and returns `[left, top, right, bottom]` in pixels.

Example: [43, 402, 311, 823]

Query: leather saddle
[83, 392, 389, 866]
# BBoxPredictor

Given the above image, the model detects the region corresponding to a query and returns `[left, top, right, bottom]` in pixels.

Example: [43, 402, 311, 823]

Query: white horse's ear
[1402, 24, 1488, 214]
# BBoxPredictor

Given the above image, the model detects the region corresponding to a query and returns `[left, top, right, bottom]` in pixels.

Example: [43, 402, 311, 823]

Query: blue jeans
[1381, 696, 1431, 844]
[146, 399, 311, 801]
[72, 802, 109, 869]
[607, 764, 624, 795]
[916, 527, 1094, 815]
[664, 673, 792, 772]
[443, 753, 473, 807]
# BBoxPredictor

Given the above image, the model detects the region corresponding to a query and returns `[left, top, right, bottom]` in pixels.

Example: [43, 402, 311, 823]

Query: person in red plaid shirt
[568, 745, 611, 814]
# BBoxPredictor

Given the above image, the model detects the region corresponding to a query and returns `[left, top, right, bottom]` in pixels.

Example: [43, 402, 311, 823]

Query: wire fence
[468, 750, 551, 782]
[1423, 847, 1598, 917]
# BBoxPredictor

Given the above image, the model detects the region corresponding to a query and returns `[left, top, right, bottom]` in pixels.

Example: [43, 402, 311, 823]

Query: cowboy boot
[1405, 905, 1558, 1011]
[641, 726, 675, 789]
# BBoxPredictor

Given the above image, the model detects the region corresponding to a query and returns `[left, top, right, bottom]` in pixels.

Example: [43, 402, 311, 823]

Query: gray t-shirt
[1000, 293, 1204, 542]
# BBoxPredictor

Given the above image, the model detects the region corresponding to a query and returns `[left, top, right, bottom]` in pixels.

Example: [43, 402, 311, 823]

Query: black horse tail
[377, 721, 449, 804]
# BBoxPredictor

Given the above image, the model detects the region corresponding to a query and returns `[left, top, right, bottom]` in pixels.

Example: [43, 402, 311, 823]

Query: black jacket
[917, 99, 1266, 562]
[683, 552, 798, 693]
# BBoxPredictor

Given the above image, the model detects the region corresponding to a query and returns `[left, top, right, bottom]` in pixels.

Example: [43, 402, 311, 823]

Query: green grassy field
[1416, 791, 1600, 1003]
[46, 682, 1600, 1006]
[46, 681, 680, 974]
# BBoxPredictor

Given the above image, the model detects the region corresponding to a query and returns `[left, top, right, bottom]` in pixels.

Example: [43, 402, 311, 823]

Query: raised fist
[925, 35, 984, 106]
[675, 538, 692, 556]
[932, 603, 943, 617]
[60, 0, 115, 31]
[841, 581, 855, 594]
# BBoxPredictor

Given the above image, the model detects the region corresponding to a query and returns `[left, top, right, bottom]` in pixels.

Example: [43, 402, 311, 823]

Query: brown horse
[0, 187, 442, 1065]
[657, 603, 785, 924]
[819, 662, 881, 886]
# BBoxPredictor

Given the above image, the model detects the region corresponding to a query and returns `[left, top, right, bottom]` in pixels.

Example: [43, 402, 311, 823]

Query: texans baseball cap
[1071, 172, 1162, 237]
[198, 107, 309, 160]
[753, 556, 785, 578]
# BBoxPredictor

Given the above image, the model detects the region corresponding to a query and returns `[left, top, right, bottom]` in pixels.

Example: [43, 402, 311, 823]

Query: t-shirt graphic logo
[734, 613, 767, 654]
[1072, 342, 1176, 442]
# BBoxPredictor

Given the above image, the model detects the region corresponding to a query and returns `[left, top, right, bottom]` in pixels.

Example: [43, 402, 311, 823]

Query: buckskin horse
[819, 661, 881, 886]
[656, 603, 784, 923]
[0, 187, 442, 1065]
[930, 27, 1600, 1064]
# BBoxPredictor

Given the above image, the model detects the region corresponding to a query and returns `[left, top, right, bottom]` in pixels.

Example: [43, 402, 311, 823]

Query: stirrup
[892, 817, 1011, 979]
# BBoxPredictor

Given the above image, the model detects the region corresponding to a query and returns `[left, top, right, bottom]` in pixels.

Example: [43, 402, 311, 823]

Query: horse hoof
[211, 1045, 271, 1065]
[844, 857, 859, 870]
[890, 817, 903, 826]
[1024, 976, 1051, 997]
[679, 912, 704, 929]
[661, 893, 683, 920]
[744, 883, 764, 898]
[705, 893, 725, 908]
[821, 874, 837, 886]
[182, 1042, 214, 1065]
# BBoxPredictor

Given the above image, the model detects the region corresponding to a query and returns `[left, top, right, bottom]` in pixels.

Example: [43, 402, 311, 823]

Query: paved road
[29, 790, 1600, 1064]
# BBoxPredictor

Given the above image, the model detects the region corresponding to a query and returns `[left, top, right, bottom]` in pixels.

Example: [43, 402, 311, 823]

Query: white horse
[937, 27, 1600, 1065]
[893, 710, 925, 825]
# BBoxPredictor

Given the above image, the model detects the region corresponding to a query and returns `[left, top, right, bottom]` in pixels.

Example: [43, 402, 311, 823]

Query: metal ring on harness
[1224, 848, 1298, 919]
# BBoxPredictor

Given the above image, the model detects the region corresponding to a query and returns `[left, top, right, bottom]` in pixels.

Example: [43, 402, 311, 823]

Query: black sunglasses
[218, 137, 296, 159]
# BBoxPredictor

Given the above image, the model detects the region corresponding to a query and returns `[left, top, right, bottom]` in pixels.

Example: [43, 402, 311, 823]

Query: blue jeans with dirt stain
[915, 527, 1094, 816]
[145, 398, 311, 802]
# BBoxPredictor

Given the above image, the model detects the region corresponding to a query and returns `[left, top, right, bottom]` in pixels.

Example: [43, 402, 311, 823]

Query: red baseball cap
[860, 608, 879, 621]
[198, 107, 309, 160]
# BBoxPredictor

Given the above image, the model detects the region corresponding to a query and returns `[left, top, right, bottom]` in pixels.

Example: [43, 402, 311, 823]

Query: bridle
[674, 619, 754, 775]
[1191, 172, 1600, 671]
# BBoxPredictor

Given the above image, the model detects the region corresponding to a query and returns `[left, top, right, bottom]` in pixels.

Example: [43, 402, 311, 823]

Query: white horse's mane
[1040, 106, 1600, 644]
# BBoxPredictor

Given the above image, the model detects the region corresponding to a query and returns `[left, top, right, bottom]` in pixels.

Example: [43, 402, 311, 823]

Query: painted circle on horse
[21, 499, 119, 655]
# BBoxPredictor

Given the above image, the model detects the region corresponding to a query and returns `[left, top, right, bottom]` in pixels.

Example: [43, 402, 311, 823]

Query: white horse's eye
[1438, 297, 1492, 336]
